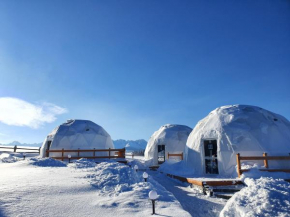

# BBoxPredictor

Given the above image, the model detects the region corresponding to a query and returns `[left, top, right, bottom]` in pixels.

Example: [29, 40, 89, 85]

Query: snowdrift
[28, 157, 67, 167]
[184, 105, 290, 177]
[0, 153, 20, 163]
[220, 177, 290, 217]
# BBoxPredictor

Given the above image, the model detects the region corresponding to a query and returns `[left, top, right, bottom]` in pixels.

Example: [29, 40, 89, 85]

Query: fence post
[109, 148, 111, 159]
[263, 153, 268, 168]
[61, 148, 64, 161]
[236, 153, 241, 178]
[14, 145, 17, 152]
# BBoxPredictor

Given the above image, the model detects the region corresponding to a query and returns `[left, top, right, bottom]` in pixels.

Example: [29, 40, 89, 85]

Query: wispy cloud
[0, 97, 68, 129]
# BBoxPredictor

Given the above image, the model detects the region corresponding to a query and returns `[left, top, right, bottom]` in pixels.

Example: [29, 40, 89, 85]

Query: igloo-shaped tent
[184, 105, 290, 177]
[145, 124, 192, 165]
[40, 119, 114, 158]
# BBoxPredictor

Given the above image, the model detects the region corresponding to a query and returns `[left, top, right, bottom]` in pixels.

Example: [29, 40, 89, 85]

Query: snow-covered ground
[1, 153, 290, 217]
[0, 154, 190, 217]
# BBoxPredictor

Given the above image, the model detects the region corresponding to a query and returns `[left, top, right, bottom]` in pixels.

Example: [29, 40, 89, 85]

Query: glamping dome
[184, 105, 290, 177]
[40, 119, 114, 158]
[145, 124, 192, 165]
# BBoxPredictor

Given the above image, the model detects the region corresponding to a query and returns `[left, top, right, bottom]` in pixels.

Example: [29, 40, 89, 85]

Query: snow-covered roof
[184, 105, 290, 176]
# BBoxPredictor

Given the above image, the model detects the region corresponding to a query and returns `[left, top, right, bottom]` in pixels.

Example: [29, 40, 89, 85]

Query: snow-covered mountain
[0, 141, 42, 147]
[113, 139, 147, 151]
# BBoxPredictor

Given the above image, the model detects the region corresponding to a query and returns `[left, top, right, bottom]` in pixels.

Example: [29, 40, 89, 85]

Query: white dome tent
[184, 105, 290, 177]
[145, 124, 192, 165]
[40, 119, 114, 158]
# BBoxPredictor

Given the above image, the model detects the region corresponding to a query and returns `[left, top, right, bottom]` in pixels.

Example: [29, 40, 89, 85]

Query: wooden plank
[168, 154, 183, 157]
[187, 179, 203, 186]
[61, 148, 64, 161]
[240, 156, 290, 160]
[203, 180, 244, 186]
[236, 153, 241, 178]
[263, 153, 268, 168]
[259, 169, 290, 173]
[47, 148, 125, 153]
[53, 156, 126, 160]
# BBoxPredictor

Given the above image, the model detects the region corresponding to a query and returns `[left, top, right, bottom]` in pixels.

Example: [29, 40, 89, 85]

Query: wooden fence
[46, 148, 126, 161]
[236, 153, 290, 178]
[0, 145, 40, 153]
[167, 152, 183, 160]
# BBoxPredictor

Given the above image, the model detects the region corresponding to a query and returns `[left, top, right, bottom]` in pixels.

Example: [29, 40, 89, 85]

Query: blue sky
[0, 0, 289, 144]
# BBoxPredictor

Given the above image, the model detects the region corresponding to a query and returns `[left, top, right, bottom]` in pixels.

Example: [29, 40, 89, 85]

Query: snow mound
[28, 157, 67, 167]
[220, 177, 290, 217]
[0, 153, 20, 163]
[158, 159, 195, 177]
[73, 158, 96, 168]
[90, 162, 141, 196]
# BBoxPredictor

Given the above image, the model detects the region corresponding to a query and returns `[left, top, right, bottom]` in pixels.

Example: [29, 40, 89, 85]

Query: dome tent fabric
[145, 124, 192, 165]
[184, 105, 290, 177]
[40, 119, 114, 158]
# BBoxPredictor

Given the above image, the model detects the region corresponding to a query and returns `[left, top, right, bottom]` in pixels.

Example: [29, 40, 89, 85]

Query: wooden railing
[46, 148, 126, 161]
[0, 145, 40, 153]
[236, 153, 290, 178]
[167, 152, 183, 160]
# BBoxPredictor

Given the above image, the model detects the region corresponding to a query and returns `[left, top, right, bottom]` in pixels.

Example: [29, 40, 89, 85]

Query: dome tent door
[157, 145, 165, 164]
[204, 140, 219, 174]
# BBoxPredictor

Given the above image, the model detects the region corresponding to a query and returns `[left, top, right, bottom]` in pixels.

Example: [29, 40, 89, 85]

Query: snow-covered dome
[40, 119, 114, 158]
[184, 105, 290, 177]
[145, 124, 192, 165]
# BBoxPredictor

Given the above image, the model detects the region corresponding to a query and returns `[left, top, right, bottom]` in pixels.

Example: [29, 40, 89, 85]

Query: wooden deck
[164, 173, 244, 187]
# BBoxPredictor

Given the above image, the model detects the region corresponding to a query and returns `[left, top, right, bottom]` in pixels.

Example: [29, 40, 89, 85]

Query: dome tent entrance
[145, 124, 192, 165]
[184, 105, 290, 177]
[40, 119, 114, 158]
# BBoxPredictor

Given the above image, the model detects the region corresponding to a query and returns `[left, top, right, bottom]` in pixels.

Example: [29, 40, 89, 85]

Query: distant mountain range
[113, 139, 147, 151]
[0, 139, 147, 151]
[0, 141, 42, 147]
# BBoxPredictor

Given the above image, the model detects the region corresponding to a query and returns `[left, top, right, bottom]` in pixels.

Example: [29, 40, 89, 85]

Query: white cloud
[0, 97, 68, 129]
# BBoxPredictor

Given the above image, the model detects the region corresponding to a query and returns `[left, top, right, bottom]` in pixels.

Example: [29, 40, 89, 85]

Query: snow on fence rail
[167, 152, 183, 160]
[0, 145, 40, 153]
[236, 153, 290, 178]
[46, 148, 126, 161]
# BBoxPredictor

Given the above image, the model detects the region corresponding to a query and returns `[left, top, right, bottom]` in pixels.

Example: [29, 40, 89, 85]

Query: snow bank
[0, 153, 20, 163]
[28, 157, 67, 167]
[220, 177, 290, 217]
[72, 158, 96, 168]
[89, 162, 142, 196]
[158, 159, 195, 177]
